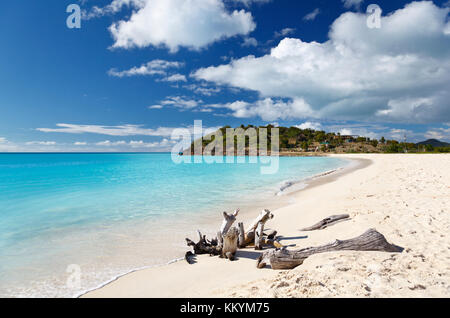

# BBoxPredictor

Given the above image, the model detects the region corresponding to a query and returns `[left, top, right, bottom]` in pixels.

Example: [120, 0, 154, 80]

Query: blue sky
[0, 0, 449, 152]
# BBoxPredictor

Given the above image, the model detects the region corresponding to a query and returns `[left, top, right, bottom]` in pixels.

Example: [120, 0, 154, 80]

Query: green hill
[185, 125, 450, 155]
[416, 139, 450, 147]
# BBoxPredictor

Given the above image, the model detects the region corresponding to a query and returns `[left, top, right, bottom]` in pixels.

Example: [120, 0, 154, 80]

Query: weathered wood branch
[217, 231, 224, 249]
[265, 230, 277, 240]
[238, 222, 245, 248]
[262, 238, 283, 249]
[185, 209, 281, 263]
[185, 251, 196, 264]
[220, 209, 240, 236]
[240, 209, 274, 247]
[257, 229, 403, 270]
[300, 214, 351, 231]
[243, 231, 255, 247]
[255, 222, 265, 250]
[186, 232, 221, 258]
[221, 227, 239, 261]
[246, 209, 273, 234]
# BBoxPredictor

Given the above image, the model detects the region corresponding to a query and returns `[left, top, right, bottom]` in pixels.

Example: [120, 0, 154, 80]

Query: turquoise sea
[0, 153, 348, 297]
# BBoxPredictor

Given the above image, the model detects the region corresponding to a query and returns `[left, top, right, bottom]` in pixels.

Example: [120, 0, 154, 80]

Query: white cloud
[339, 128, 354, 136]
[424, 130, 445, 140]
[37, 123, 220, 138]
[159, 96, 203, 109]
[1, 134, 203, 152]
[375, 96, 446, 123]
[0, 137, 19, 152]
[194, 1, 450, 123]
[94, 139, 176, 150]
[0, 138, 177, 152]
[162, 74, 187, 82]
[0, 142, 18, 152]
[342, 0, 364, 10]
[425, 125, 450, 141]
[96, 140, 127, 146]
[216, 97, 314, 121]
[83, 0, 146, 19]
[303, 8, 320, 21]
[129, 139, 173, 148]
[274, 27, 296, 38]
[25, 141, 57, 146]
[242, 37, 258, 47]
[37, 124, 183, 137]
[230, 0, 272, 7]
[108, 0, 256, 52]
[108, 60, 183, 77]
[388, 128, 415, 141]
[183, 84, 222, 96]
[296, 122, 323, 130]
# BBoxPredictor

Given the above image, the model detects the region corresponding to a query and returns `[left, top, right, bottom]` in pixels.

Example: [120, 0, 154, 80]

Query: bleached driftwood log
[238, 222, 245, 248]
[300, 214, 351, 231]
[221, 227, 239, 261]
[186, 209, 281, 263]
[186, 230, 220, 258]
[217, 231, 224, 249]
[242, 209, 274, 247]
[220, 209, 239, 236]
[255, 222, 265, 250]
[245, 209, 273, 234]
[257, 229, 403, 270]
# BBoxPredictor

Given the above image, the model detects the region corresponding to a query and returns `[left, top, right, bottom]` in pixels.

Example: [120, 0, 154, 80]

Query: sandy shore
[83, 154, 450, 298]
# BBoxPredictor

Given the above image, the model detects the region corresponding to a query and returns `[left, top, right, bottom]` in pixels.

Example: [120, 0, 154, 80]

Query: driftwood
[238, 222, 245, 248]
[255, 222, 265, 250]
[266, 230, 277, 240]
[186, 230, 220, 258]
[257, 229, 403, 270]
[217, 231, 224, 248]
[242, 209, 274, 247]
[262, 238, 283, 249]
[221, 227, 239, 261]
[300, 214, 351, 231]
[185, 251, 196, 264]
[220, 209, 239, 236]
[185, 209, 241, 263]
[246, 209, 273, 234]
[183, 209, 290, 264]
[258, 230, 282, 248]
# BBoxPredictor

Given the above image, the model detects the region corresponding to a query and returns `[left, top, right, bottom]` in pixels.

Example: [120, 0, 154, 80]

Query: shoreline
[81, 156, 369, 298]
[83, 154, 450, 298]
[282, 157, 371, 197]
[0, 155, 350, 298]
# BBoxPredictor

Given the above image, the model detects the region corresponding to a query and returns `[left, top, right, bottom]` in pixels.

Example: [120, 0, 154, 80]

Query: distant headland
[182, 125, 450, 156]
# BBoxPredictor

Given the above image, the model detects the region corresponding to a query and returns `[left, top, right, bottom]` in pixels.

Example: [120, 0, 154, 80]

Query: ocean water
[0, 153, 348, 297]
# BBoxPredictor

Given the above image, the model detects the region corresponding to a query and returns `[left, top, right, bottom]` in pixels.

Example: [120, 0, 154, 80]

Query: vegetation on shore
[189, 125, 450, 155]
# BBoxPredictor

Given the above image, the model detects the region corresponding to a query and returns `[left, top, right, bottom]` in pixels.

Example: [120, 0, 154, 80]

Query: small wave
[74, 257, 184, 298]
[276, 168, 342, 196]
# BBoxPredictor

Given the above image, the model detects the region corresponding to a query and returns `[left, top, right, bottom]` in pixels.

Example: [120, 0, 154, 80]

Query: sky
[0, 0, 449, 152]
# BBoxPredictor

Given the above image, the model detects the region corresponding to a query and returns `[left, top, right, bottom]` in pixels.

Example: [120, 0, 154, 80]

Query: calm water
[0, 153, 348, 297]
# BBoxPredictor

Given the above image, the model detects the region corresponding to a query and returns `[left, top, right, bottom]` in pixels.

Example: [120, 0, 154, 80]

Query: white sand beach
[83, 154, 450, 298]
